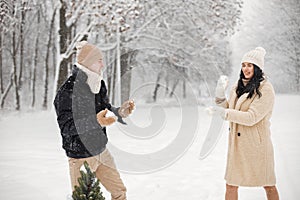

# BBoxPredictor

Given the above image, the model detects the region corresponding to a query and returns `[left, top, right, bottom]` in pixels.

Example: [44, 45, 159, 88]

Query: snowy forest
[1, 1, 300, 200]
[1, 0, 298, 111]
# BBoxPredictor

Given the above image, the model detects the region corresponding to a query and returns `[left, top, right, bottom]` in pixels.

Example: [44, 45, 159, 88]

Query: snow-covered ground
[0, 94, 299, 200]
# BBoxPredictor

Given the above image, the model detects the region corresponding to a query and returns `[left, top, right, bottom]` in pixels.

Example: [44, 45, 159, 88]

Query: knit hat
[241, 47, 266, 70]
[75, 41, 103, 70]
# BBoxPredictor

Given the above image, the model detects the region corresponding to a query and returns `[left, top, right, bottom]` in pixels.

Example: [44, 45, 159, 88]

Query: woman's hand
[205, 106, 227, 119]
[215, 75, 229, 99]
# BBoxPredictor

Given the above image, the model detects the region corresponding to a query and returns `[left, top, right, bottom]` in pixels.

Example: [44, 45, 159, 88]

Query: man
[54, 41, 134, 200]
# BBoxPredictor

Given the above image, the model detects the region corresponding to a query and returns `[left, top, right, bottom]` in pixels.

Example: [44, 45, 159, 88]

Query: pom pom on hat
[241, 47, 266, 70]
[75, 41, 103, 70]
[255, 47, 266, 56]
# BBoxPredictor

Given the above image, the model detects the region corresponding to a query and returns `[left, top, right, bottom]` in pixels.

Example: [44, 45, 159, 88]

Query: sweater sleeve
[97, 80, 127, 125]
[215, 84, 237, 108]
[225, 83, 275, 126]
[215, 97, 229, 108]
[54, 89, 76, 135]
[110, 106, 127, 125]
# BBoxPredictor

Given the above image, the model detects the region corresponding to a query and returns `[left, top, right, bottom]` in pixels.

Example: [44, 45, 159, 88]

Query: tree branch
[62, 21, 95, 59]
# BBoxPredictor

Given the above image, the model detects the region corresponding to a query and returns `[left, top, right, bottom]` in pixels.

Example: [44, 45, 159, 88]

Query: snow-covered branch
[125, 7, 172, 42]
[65, 0, 87, 27]
[62, 21, 95, 59]
[137, 34, 196, 56]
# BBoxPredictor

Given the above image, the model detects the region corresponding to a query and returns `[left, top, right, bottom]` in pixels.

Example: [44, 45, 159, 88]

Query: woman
[213, 47, 280, 200]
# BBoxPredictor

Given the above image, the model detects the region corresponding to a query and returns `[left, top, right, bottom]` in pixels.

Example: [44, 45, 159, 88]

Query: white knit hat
[241, 47, 266, 70]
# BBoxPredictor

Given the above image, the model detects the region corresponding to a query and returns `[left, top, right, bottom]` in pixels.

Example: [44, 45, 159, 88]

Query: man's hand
[118, 100, 135, 118]
[97, 109, 117, 126]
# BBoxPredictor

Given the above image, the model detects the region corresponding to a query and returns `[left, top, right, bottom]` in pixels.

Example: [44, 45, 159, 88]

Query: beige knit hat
[75, 41, 103, 70]
[241, 47, 266, 70]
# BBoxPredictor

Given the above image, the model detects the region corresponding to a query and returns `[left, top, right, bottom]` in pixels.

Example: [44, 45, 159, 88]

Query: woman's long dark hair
[236, 64, 264, 99]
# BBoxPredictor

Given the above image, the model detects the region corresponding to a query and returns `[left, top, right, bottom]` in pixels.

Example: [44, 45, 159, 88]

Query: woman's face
[242, 62, 254, 79]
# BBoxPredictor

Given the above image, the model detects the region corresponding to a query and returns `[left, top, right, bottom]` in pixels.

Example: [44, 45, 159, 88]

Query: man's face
[90, 58, 104, 75]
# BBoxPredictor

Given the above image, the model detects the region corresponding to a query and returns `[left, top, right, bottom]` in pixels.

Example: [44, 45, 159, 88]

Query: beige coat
[218, 80, 276, 187]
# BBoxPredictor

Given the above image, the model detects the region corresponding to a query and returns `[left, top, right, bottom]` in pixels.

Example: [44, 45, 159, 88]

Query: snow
[0, 94, 299, 200]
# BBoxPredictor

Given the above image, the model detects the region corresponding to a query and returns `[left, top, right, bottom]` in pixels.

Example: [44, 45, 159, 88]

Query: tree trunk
[120, 48, 134, 103]
[111, 58, 116, 104]
[296, 62, 300, 93]
[153, 71, 163, 102]
[12, 28, 20, 110]
[56, 0, 71, 93]
[67, 25, 75, 75]
[0, 74, 13, 109]
[106, 49, 113, 100]
[43, 8, 56, 109]
[31, 35, 38, 108]
[52, 36, 57, 77]
[57, 59, 69, 90]
[18, 1, 26, 88]
[165, 75, 169, 96]
[31, 9, 40, 108]
[169, 79, 179, 98]
[183, 79, 186, 98]
[295, 45, 300, 93]
[115, 24, 121, 106]
[0, 30, 3, 94]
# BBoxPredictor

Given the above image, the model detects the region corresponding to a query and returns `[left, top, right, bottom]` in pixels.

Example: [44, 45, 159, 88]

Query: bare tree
[18, 1, 28, 88]
[0, 0, 32, 110]
[31, 7, 40, 108]
[43, 7, 57, 109]
[0, 0, 242, 109]
[0, 29, 3, 94]
[0, 0, 9, 95]
[54, 0, 143, 104]
[55, 0, 72, 93]
[0, 0, 14, 108]
[54, 0, 94, 93]
[12, 3, 20, 110]
[125, 0, 241, 101]
[153, 71, 163, 101]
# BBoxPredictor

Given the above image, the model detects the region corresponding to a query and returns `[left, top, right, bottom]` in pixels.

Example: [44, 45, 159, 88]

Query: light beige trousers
[68, 149, 127, 200]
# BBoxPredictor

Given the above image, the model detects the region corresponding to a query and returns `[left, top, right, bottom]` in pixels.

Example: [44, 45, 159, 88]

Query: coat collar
[235, 92, 249, 110]
[231, 79, 267, 110]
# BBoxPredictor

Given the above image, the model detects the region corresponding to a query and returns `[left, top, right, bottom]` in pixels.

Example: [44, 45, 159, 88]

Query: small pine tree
[72, 161, 105, 200]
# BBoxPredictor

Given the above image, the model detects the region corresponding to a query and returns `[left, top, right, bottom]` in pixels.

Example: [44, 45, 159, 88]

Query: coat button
[237, 133, 241, 136]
